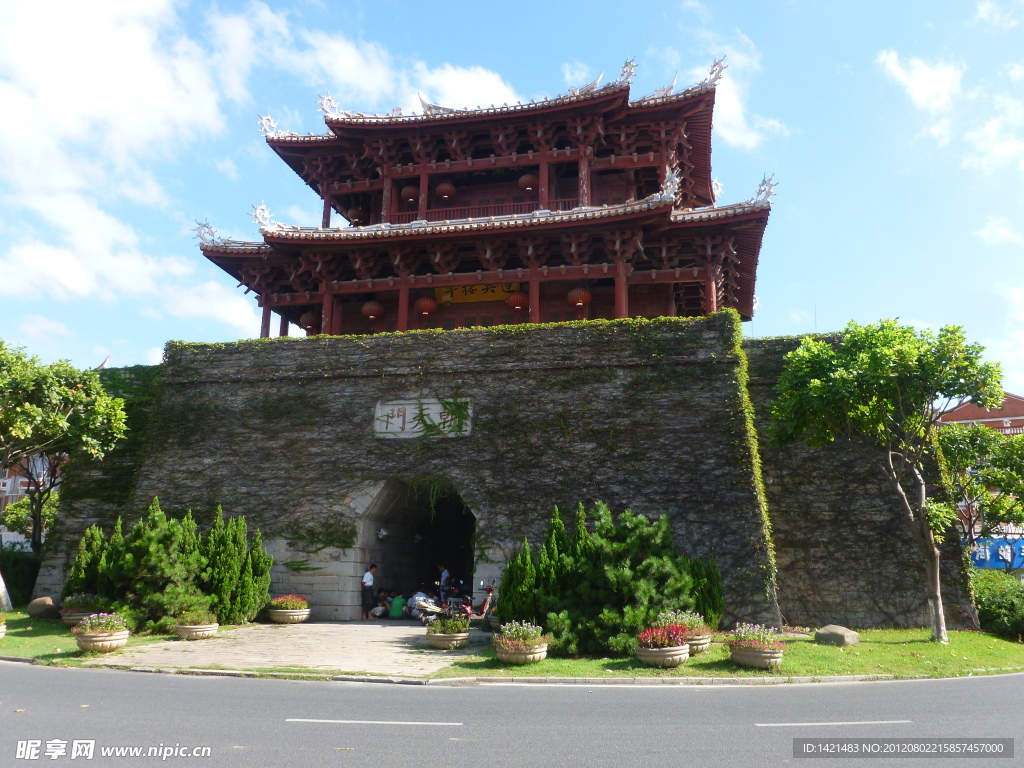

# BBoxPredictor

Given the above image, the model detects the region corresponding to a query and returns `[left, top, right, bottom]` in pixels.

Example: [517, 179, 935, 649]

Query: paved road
[1, 664, 1021, 767]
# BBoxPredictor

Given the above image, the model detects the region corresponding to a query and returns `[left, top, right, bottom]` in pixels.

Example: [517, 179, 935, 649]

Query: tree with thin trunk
[770, 320, 1002, 643]
[0, 340, 126, 554]
[937, 424, 1024, 548]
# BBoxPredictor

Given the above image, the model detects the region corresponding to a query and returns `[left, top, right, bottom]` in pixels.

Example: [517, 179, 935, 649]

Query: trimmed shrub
[0, 547, 40, 606]
[973, 569, 1024, 639]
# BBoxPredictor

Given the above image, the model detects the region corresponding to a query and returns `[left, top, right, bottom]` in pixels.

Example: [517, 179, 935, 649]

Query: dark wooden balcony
[389, 198, 579, 225]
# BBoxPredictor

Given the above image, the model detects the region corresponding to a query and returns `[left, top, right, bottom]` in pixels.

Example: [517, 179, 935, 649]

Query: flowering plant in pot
[729, 623, 785, 669]
[636, 623, 690, 667]
[60, 594, 109, 626]
[173, 609, 219, 640]
[492, 620, 549, 664]
[267, 594, 311, 624]
[425, 615, 471, 650]
[655, 609, 713, 653]
[71, 613, 131, 653]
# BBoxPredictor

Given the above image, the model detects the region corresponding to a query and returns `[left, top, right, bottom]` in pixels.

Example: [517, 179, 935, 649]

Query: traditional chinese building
[198, 59, 773, 336]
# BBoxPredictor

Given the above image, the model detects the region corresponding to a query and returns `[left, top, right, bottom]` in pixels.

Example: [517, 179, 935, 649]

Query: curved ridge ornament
[746, 174, 777, 205]
[418, 93, 461, 116]
[658, 169, 682, 203]
[191, 219, 219, 245]
[700, 57, 727, 88]
[256, 113, 280, 137]
[250, 203, 275, 228]
[645, 72, 678, 100]
[568, 71, 603, 96]
[316, 92, 340, 117]
[614, 57, 637, 86]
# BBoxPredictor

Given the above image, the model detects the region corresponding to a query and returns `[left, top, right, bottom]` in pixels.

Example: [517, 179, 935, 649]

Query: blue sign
[969, 538, 1024, 570]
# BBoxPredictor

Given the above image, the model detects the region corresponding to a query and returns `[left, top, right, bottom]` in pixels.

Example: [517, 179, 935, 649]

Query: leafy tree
[938, 425, 1024, 547]
[0, 341, 126, 553]
[1, 490, 59, 540]
[771, 320, 1002, 643]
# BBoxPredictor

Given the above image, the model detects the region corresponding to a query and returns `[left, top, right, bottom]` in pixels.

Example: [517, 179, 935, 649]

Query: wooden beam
[263, 264, 709, 306]
[417, 172, 428, 221]
[614, 259, 629, 319]
[321, 195, 332, 228]
[529, 268, 541, 323]
[279, 314, 289, 337]
[397, 280, 409, 331]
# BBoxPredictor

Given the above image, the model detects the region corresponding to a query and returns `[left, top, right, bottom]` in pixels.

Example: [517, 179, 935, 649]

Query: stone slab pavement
[81, 620, 489, 678]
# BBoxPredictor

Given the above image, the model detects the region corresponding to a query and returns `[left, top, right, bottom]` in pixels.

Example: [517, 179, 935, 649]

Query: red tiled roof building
[199, 59, 772, 337]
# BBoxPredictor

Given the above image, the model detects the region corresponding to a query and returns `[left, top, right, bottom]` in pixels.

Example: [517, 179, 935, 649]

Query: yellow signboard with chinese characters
[435, 282, 520, 304]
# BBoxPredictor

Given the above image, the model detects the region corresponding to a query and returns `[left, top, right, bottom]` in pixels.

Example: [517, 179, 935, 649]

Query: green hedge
[973, 569, 1024, 638]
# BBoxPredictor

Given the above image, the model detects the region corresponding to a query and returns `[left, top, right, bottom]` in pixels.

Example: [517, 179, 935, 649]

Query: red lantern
[361, 301, 384, 320]
[414, 297, 438, 316]
[567, 287, 592, 307]
[505, 291, 528, 311]
[347, 206, 368, 224]
[435, 182, 457, 201]
[401, 185, 419, 205]
[518, 173, 538, 192]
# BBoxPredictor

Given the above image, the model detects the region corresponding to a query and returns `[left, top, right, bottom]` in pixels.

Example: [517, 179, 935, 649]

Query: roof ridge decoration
[745, 174, 777, 206]
[192, 219, 220, 246]
[634, 56, 727, 105]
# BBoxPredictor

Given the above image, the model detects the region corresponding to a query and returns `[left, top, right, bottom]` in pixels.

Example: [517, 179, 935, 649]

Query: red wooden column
[529, 269, 541, 323]
[703, 274, 719, 314]
[614, 259, 629, 319]
[279, 314, 289, 337]
[397, 280, 410, 332]
[664, 285, 678, 317]
[331, 298, 342, 335]
[418, 171, 428, 220]
[260, 304, 272, 338]
[321, 287, 335, 336]
[321, 195, 332, 228]
[578, 156, 591, 206]
[381, 178, 393, 224]
[538, 159, 549, 209]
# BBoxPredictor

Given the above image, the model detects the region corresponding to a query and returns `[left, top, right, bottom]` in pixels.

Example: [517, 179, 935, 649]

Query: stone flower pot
[0, 624, 6, 640]
[75, 630, 130, 653]
[62, 611, 94, 627]
[426, 631, 470, 650]
[174, 623, 219, 640]
[730, 644, 783, 669]
[636, 644, 690, 668]
[486, 614, 501, 632]
[268, 608, 311, 624]
[686, 634, 712, 655]
[495, 644, 547, 665]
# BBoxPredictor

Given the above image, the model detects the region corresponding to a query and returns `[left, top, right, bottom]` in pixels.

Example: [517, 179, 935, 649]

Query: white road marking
[756, 720, 913, 727]
[287, 718, 463, 726]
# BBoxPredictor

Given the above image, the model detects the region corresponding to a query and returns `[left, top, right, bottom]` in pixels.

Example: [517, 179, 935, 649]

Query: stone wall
[42, 314, 779, 625]
[744, 337, 975, 629]
[40, 314, 975, 629]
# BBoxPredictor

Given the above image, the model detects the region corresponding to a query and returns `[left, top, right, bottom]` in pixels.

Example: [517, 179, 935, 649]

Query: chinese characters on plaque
[373, 398, 472, 438]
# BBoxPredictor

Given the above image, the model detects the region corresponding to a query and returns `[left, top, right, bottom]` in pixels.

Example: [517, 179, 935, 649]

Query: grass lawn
[0, 610, 176, 666]
[432, 629, 1024, 680]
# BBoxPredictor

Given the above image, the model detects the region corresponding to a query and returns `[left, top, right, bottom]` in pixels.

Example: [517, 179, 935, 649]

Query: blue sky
[1, 1, 1021, 391]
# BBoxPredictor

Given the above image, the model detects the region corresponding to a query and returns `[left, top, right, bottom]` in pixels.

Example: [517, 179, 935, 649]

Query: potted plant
[492, 620, 549, 665]
[636, 623, 690, 668]
[60, 594, 108, 626]
[71, 613, 131, 653]
[267, 594, 311, 624]
[425, 615, 471, 650]
[729, 623, 785, 669]
[173, 609, 219, 640]
[656, 609, 713, 654]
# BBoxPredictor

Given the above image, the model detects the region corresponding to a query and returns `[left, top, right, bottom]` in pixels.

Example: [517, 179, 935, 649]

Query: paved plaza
[81, 621, 490, 678]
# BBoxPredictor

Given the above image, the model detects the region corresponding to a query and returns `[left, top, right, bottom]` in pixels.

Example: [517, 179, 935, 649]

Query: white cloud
[990, 283, 1024, 393]
[876, 50, 965, 114]
[788, 309, 812, 324]
[562, 60, 594, 88]
[407, 63, 521, 112]
[686, 33, 787, 151]
[143, 347, 165, 365]
[17, 315, 73, 342]
[962, 93, 1024, 173]
[681, 0, 711, 22]
[214, 158, 240, 181]
[976, 216, 1024, 246]
[976, 0, 1020, 28]
[1009, 61, 1024, 81]
[162, 281, 262, 336]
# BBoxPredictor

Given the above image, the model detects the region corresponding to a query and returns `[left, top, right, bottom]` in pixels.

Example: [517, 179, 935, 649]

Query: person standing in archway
[438, 564, 450, 604]
[361, 564, 378, 620]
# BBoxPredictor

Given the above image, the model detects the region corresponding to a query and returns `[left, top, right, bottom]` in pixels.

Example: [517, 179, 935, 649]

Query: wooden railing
[389, 198, 579, 225]
[998, 426, 1023, 435]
